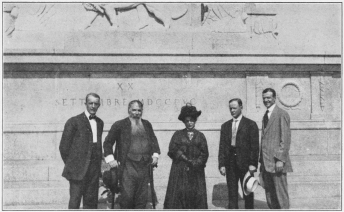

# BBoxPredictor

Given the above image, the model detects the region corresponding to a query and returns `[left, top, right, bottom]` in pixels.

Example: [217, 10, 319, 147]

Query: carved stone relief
[277, 82, 302, 109]
[201, 3, 251, 33]
[3, 4, 19, 37]
[4, 3, 279, 39]
[83, 3, 188, 30]
[201, 3, 278, 39]
[319, 76, 325, 111]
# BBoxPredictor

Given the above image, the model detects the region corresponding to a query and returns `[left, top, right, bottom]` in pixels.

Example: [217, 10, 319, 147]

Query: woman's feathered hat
[178, 103, 202, 121]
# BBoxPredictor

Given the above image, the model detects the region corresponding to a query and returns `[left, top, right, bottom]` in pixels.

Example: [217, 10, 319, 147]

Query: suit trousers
[68, 144, 100, 209]
[261, 165, 290, 209]
[120, 159, 150, 209]
[226, 150, 254, 209]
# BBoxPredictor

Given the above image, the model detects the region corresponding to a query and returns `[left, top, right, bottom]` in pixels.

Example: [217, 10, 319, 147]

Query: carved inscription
[56, 98, 196, 107]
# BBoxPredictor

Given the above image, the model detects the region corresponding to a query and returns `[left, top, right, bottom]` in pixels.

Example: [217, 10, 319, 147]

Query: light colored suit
[260, 105, 293, 173]
[260, 105, 293, 209]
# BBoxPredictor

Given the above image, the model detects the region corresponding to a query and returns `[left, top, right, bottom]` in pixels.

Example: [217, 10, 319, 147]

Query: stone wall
[3, 2, 341, 210]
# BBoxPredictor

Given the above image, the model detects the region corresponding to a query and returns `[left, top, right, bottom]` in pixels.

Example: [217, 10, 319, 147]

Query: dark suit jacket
[218, 116, 259, 172]
[260, 105, 293, 173]
[103, 117, 160, 177]
[59, 112, 104, 181]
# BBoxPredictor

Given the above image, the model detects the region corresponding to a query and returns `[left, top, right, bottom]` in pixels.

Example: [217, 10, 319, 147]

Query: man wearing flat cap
[218, 98, 259, 209]
[103, 100, 160, 209]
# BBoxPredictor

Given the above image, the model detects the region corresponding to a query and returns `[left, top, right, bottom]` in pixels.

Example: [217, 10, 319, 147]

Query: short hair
[85, 93, 100, 103]
[128, 100, 143, 111]
[229, 98, 243, 107]
[262, 88, 276, 98]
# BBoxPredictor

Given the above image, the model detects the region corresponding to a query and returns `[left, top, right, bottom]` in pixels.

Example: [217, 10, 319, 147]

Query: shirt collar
[233, 114, 243, 122]
[85, 110, 91, 119]
[268, 104, 276, 113]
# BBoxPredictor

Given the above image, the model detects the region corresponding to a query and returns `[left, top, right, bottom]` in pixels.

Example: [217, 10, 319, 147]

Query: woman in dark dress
[164, 103, 209, 209]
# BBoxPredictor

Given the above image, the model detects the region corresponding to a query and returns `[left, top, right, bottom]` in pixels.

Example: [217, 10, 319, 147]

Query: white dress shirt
[232, 114, 243, 137]
[267, 104, 276, 119]
[85, 110, 97, 143]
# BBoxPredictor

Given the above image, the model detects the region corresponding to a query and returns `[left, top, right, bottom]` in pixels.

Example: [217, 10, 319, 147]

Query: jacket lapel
[227, 120, 233, 143]
[236, 116, 245, 135]
[82, 113, 92, 131]
[263, 106, 278, 135]
[124, 117, 132, 148]
[96, 117, 102, 143]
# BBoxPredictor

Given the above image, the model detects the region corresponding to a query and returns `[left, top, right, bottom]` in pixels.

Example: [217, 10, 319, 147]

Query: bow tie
[89, 115, 96, 120]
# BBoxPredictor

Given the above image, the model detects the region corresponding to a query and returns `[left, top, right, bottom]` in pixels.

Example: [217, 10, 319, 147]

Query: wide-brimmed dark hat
[178, 103, 202, 121]
[102, 168, 120, 194]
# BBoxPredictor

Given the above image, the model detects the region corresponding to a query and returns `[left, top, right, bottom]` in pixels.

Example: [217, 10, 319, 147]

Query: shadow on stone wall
[212, 183, 269, 209]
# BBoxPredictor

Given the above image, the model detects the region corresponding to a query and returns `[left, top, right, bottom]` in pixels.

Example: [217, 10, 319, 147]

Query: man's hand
[108, 160, 119, 168]
[275, 160, 284, 173]
[151, 157, 158, 166]
[220, 167, 226, 176]
[249, 165, 257, 175]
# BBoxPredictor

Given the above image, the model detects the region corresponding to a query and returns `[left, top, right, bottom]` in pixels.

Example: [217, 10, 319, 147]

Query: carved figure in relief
[248, 16, 278, 39]
[83, 3, 188, 30]
[3, 4, 19, 37]
[201, 3, 278, 39]
[201, 3, 251, 33]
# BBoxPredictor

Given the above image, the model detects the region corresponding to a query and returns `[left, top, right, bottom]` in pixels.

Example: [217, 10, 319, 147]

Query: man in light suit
[59, 93, 104, 209]
[103, 100, 160, 209]
[260, 88, 293, 209]
[218, 98, 259, 209]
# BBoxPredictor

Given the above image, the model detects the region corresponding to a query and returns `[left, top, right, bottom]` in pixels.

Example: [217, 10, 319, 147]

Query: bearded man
[103, 100, 160, 209]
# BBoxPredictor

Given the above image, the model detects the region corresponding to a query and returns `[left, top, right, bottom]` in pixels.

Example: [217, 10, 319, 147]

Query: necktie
[89, 115, 96, 120]
[231, 120, 238, 147]
[263, 110, 269, 129]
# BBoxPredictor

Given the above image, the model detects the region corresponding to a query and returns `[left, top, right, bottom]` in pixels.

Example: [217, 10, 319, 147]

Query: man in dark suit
[218, 98, 259, 209]
[59, 93, 104, 209]
[103, 100, 160, 209]
[260, 88, 293, 209]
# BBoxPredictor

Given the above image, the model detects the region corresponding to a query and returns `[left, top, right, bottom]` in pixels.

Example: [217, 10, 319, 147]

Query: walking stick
[149, 164, 157, 209]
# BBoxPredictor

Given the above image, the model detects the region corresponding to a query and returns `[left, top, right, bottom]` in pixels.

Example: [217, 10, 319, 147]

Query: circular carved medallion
[278, 82, 302, 108]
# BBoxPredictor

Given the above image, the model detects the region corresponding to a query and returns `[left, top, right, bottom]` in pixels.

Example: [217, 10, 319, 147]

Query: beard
[130, 117, 145, 135]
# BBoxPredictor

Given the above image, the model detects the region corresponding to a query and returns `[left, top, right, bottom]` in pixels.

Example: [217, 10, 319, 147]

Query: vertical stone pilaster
[246, 74, 268, 122]
[310, 74, 328, 120]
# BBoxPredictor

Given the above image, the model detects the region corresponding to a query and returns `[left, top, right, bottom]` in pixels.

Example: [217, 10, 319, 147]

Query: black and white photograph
[2, 2, 341, 210]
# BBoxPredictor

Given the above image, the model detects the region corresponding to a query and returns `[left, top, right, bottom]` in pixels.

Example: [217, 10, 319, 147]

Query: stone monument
[3, 3, 341, 209]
